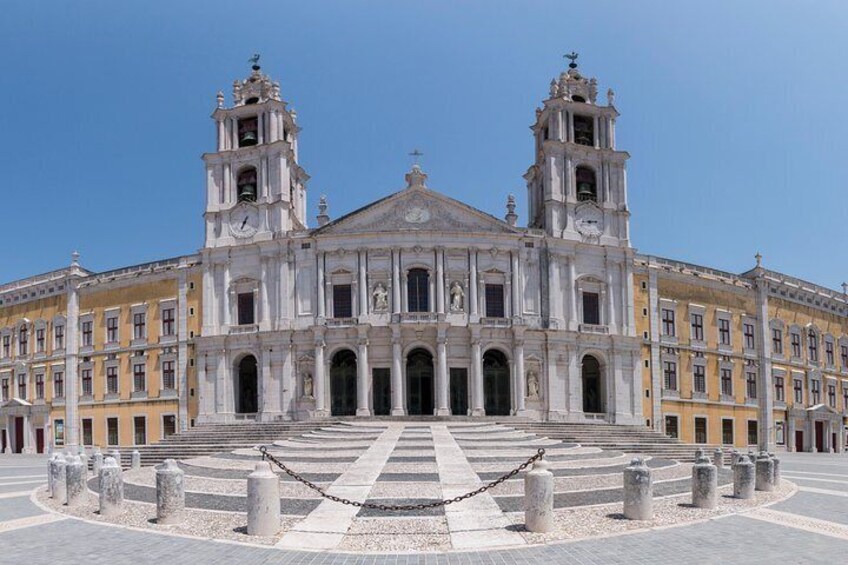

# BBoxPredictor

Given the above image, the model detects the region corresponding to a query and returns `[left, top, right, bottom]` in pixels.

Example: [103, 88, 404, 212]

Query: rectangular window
[133, 312, 146, 340]
[772, 328, 783, 355]
[744, 323, 755, 350]
[106, 316, 119, 343]
[664, 415, 679, 439]
[844, 385, 848, 411]
[162, 360, 175, 390]
[582, 292, 600, 325]
[36, 328, 45, 353]
[1, 378, 9, 401]
[163, 415, 177, 438]
[826, 341, 834, 366]
[774, 376, 785, 402]
[237, 292, 255, 325]
[81, 369, 93, 396]
[162, 307, 175, 336]
[81, 321, 93, 347]
[19, 327, 28, 355]
[695, 417, 707, 444]
[106, 366, 118, 394]
[828, 384, 836, 408]
[133, 364, 146, 392]
[54, 325, 64, 350]
[332, 284, 353, 318]
[133, 416, 147, 445]
[17, 374, 27, 399]
[811, 380, 821, 404]
[35, 374, 44, 399]
[720, 368, 733, 396]
[809, 331, 818, 362]
[775, 421, 785, 445]
[53, 372, 64, 398]
[407, 269, 430, 313]
[842, 345, 848, 369]
[719, 318, 731, 346]
[791, 333, 801, 358]
[107, 417, 119, 446]
[54, 419, 64, 446]
[82, 419, 93, 446]
[794, 378, 803, 403]
[722, 419, 734, 445]
[661, 308, 675, 337]
[691, 313, 704, 341]
[746, 371, 757, 399]
[2, 335, 9, 357]
[663, 361, 678, 391]
[485, 284, 505, 318]
[693, 365, 706, 393]
[747, 421, 758, 446]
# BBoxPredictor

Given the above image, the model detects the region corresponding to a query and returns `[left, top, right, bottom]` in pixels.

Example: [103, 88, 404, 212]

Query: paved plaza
[1, 424, 847, 563]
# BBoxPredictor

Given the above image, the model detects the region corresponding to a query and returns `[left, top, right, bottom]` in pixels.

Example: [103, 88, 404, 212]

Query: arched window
[407, 269, 430, 313]
[236, 167, 257, 202]
[575, 166, 597, 202]
[237, 116, 258, 147]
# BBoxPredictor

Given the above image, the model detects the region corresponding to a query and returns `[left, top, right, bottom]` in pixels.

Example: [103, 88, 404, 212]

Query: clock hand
[241, 216, 249, 229]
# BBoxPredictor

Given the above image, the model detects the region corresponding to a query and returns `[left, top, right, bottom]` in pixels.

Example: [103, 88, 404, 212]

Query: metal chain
[257, 445, 545, 512]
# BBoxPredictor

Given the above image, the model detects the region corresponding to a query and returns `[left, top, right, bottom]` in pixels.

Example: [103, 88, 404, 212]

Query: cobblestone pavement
[2, 448, 847, 563]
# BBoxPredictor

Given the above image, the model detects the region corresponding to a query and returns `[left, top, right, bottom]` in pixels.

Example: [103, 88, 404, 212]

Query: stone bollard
[65, 455, 86, 507]
[623, 458, 653, 520]
[771, 454, 781, 486]
[132, 450, 141, 471]
[733, 455, 755, 499]
[713, 448, 724, 469]
[93, 451, 104, 477]
[47, 454, 58, 497]
[80, 452, 90, 476]
[110, 449, 122, 469]
[99, 457, 123, 517]
[247, 461, 281, 536]
[692, 452, 718, 509]
[524, 457, 554, 533]
[156, 459, 185, 525]
[730, 450, 740, 466]
[52, 454, 68, 503]
[755, 452, 775, 492]
[694, 448, 705, 460]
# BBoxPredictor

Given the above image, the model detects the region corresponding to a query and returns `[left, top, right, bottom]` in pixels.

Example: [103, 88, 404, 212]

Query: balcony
[392, 312, 440, 324]
[579, 323, 609, 335]
[481, 317, 511, 327]
[229, 324, 258, 335]
[326, 317, 357, 328]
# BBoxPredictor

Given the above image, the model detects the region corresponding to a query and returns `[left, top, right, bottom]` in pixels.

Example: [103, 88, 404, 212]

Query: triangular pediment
[807, 403, 839, 415]
[2, 397, 32, 408]
[313, 187, 521, 236]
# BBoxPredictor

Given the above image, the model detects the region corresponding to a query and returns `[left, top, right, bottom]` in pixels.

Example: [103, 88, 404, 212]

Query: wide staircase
[500, 421, 726, 463]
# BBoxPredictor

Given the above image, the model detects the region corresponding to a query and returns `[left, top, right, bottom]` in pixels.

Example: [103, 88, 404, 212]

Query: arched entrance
[483, 350, 511, 416]
[330, 350, 357, 416]
[582, 355, 603, 414]
[406, 349, 434, 415]
[235, 355, 258, 414]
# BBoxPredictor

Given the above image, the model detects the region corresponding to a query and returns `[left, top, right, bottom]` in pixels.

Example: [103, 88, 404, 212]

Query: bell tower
[202, 57, 309, 248]
[524, 54, 630, 247]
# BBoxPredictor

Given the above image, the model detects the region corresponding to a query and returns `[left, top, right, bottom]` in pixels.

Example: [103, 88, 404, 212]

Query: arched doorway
[330, 350, 357, 416]
[483, 350, 511, 416]
[406, 349, 434, 415]
[582, 355, 603, 414]
[235, 355, 258, 414]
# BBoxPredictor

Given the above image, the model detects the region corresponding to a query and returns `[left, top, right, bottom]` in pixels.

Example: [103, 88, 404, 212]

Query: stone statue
[302, 373, 313, 398]
[372, 283, 389, 312]
[526, 369, 540, 400]
[450, 282, 465, 312]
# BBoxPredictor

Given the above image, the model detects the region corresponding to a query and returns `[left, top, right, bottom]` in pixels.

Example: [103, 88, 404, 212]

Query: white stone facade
[195, 62, 643, 425]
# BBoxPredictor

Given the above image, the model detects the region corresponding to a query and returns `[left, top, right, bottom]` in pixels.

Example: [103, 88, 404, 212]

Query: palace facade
[2, 60, 846, 455]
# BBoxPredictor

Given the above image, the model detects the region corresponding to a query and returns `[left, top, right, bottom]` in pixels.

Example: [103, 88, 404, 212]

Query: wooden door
[36, 428, 44, 454]
[14, 417, 24, 453]
[815, 421, 825, 452]
[794, 430, 804, 452]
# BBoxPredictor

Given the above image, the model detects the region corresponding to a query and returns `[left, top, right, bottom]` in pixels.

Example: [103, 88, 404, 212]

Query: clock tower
[202, 58, 309, 248]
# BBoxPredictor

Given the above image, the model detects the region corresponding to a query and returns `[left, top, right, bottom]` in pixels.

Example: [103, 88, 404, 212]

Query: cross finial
[409, 148, 424, 166]
[564, 51, 579, 69]
[249, 53, 261, 71]
[842, 282, 847, 295]
[755, 252, 762, 268]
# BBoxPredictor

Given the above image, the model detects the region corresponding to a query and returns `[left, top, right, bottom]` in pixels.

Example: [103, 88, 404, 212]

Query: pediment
[807, 403, 839, 415]
[313, 187, 521, 236]
[2, 398, 32, 408]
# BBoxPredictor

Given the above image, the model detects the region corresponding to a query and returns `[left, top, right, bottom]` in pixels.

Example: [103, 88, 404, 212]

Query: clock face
[404, 206, 430, 224]
[230, 206, 260, 238]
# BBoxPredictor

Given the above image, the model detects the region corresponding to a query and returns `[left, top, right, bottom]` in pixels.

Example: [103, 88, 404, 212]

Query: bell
[240, 130, 258, 146]
[577, 182, 595, 201]
[238, 183, 256, 202]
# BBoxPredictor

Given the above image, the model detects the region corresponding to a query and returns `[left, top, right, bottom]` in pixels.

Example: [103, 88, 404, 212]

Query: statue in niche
[526, 368, 540, 400]
[302, 372, 314, 399]
[450, 281, 465, 312]
[372, 282, 389, 312]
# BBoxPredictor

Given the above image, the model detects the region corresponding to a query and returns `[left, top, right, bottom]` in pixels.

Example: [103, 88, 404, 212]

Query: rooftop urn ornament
[842, 282, 848, 295]
[216, 90, 224, 108]
[71, 251, 80, 267]
[607, 88, 615, 106]
[505, 194, 518, 226]
[755, 251, 763, 268]
[316, 195, 330, 226]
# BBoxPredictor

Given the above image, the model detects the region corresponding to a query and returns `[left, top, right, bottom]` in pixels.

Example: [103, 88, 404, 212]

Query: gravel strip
[377, 473, 441, 482]
[356, 498, 446, 517]
[475, 456, 672, 480]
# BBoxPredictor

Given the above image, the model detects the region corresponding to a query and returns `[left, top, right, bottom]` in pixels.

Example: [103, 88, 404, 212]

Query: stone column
[691, 452, 717, 509]
[52, 454, 67, 504]
[99, 456, 123, 517]
[733, 455, 755, 499]
[436, 249, 445, 315]
[623, 458, 652, 520]
[259, 257, 270, 330]
[471, 334, 484, 416]
[316, 252, 325, 319]
[392, 249, 401, 314]
[391, 333, 404, 416]
[605, 263, 616, 332]
[524, 458, 554, 533]
[65, 455, 85, 507]
[358, 250, 368, 317]
[548, 252, 562, 326]
[65, 280, 80, 450]
[156, 459, 185, 525]
[469, 250, 478, 318]
[514, 338, 526, 414]
[566, 256, 577, 330]
[511, 251, 521, 319]
[435, 334, 450, 415]
[131, 449, 141, 471]
[313, 334, 326, 415]
[247, 461, 280, 536]
[356, 333, 371, 416]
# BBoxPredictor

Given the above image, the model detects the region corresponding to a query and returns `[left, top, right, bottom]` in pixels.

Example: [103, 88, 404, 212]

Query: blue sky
[2, 1, 847, 289]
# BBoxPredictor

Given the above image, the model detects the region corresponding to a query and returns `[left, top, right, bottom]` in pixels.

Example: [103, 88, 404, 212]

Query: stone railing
[391, 312, 441, 324]
[326, 317, 356, 328]
[229, 324, 258, 335]
[481, 317, 511, 327]
[579, 323, 609, 334]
